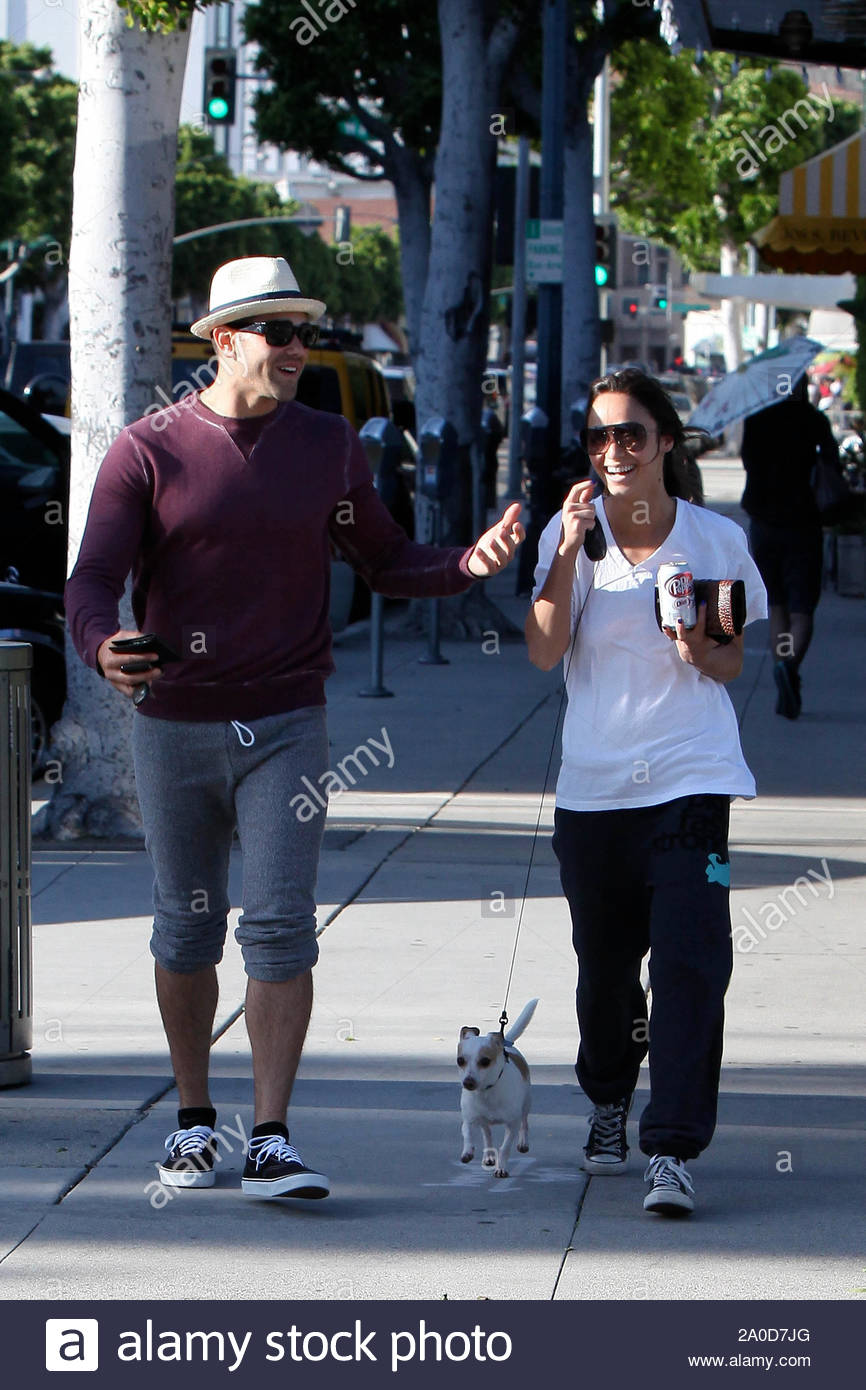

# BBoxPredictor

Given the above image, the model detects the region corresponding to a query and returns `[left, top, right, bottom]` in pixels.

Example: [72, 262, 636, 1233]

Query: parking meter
[359, 417, 404, 512]
[356, 419, 403, 700]
[521, 405, 549, 479]
[418, 417, 458, 503]
[416, 417, 457, 667]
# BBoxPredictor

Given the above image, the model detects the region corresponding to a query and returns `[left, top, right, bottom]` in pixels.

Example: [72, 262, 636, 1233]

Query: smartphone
[109, 633, 180, 706]
[109, 633, 180, 665]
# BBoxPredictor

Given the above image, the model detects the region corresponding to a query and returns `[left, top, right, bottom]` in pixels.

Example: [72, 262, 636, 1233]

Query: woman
[525, 369, 767, 1216]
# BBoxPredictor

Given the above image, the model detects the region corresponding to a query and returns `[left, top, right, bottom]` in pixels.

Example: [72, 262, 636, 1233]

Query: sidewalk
[0, 459, 863, 1302]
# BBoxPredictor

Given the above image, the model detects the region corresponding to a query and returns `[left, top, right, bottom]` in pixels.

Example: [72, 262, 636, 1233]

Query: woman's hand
[558, 481, 597, 556]
[663, 604, 744, 682]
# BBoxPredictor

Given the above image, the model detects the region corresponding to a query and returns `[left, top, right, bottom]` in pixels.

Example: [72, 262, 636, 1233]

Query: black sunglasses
[233, 320, 320, 349]
[581, 421, 650, 456]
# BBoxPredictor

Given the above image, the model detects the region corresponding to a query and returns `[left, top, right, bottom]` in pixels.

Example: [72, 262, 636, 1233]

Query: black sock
[251, 1121, 288, 1141]
[178, 1106, 217, 1132]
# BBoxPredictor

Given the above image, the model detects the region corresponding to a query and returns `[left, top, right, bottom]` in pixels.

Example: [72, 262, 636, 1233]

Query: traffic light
[625, 298, 639, 319]
[652, 288, 669, 311]
[594, 220, 618, 289]
[203, 47, 237, 126]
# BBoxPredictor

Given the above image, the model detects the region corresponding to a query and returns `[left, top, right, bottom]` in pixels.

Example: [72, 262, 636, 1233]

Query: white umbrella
[688, 337, 823, 437]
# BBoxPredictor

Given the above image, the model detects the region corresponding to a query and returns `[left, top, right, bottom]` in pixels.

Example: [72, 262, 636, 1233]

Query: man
[65, 256, 524, 1201]
[740, 375, 840, 720]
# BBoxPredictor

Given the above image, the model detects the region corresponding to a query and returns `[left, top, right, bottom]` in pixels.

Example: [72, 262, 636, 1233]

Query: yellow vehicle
[170, 330, 392, 433]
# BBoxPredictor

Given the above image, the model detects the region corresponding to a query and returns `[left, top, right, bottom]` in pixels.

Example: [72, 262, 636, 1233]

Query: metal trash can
[0, 642, 33, 1086]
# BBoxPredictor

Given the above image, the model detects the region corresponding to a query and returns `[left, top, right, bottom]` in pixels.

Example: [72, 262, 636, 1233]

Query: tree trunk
[719, 240, 743, 373]
[561, 103, 599, 445]
[390, 144, 432, 362]
[413, 0, 519, 546]
[33, 0, 190, 841]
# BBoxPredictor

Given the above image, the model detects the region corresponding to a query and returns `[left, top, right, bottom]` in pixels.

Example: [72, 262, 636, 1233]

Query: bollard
[0, 642, 33, 1087]
[417, 418, 458, 666]
[357, 419, 404, 698]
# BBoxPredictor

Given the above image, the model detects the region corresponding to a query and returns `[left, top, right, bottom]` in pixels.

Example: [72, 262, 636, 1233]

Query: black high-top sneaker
[582, 1095, 632, 1173]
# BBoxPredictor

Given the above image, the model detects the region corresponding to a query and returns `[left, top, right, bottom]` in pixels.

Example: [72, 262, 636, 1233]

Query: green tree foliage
[116, 0, 202, 32]
[610, 43, 861, 270]
[244, 0, 440, 182]
[333, 225, 403, 323]
[173, 127, 401, 324]
[0, 42, 77, 248]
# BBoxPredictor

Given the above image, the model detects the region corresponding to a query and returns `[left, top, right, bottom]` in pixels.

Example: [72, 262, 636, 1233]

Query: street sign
[671, 303, 712, 313]
[526, 219, 563, 285]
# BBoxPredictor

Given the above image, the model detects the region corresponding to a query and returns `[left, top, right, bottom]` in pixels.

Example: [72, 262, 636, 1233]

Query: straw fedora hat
[190, 256, 327, 339]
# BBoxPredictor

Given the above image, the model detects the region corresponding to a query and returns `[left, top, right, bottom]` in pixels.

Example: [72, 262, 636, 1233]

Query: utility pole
[536, 0, 568, 461]
[507, 135, 530, 500]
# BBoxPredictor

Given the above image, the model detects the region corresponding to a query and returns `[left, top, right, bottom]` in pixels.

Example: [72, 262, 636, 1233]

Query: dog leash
[498, 540, 599, 1037]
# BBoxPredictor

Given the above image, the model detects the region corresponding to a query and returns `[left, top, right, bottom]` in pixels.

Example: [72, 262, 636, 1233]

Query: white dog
[457, 999, 538, 1178]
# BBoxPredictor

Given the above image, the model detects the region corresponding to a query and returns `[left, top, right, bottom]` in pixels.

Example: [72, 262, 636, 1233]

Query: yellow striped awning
[752, 129, 866, 273]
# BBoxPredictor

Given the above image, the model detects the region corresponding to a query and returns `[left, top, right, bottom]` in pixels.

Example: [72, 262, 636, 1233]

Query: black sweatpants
[553, 794, 733, 1161]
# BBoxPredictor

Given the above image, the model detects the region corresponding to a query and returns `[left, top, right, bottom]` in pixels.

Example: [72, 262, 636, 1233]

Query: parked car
[381, 364, 417, 435]
[3, 340, 70, 416]
[0, 386, 69, 592]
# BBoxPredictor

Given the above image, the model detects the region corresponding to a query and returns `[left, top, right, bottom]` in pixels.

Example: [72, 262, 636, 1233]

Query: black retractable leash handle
[498, 503, 605, 1032]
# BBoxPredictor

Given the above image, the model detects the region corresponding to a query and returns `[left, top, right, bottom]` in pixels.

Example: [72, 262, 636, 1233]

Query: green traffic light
[658, 296, 668, 310]
[208, 95, 230, 120]
[595, 265, 609, 287]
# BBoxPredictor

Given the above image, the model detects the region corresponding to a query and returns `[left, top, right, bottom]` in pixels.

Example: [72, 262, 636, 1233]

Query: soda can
[657, 560, 697, 629]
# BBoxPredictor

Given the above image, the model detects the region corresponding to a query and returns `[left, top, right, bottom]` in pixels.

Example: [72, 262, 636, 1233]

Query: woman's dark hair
[588, 368, 705, 502]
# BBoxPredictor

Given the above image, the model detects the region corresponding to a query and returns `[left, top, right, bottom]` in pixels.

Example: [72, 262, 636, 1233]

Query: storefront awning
[753, 128, 866, 274]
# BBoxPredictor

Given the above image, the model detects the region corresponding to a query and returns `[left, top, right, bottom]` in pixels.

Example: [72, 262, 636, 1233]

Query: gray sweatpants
[131, 706, 329, 982]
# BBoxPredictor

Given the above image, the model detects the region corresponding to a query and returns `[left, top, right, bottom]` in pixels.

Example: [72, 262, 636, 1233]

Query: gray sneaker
[582, 1095, 632, 1173]
[643, 1154, 695, 1214]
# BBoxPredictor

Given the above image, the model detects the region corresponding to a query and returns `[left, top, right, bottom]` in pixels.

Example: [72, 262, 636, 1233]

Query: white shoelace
[644, 1154, 694, 1195]
[163, 1125, 215, 1156]
[587, 1100, 628, 1154]
[230, 720, 256, 746]
[248, 1135, 303, 1171]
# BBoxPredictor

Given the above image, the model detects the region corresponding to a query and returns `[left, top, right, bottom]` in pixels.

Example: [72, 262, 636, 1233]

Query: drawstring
[230, 720, 256, 746]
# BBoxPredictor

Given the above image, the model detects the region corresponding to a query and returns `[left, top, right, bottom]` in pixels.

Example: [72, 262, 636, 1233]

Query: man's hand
[96, 629, 164, 700]
[467, 502, 525, 578]
[558, 481, 597, 556]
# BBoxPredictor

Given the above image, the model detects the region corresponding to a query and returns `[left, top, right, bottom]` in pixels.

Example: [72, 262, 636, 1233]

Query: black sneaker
[643, 1154, 695, 1214]
[241, 1134, 330, 1199]
[582, 1095, 632, 1173]
[158, 1125, 218, 1188]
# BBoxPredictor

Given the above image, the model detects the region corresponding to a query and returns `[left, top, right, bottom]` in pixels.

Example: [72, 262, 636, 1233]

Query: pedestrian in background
[65, 256, 524, 1203]
[740, 376, 840, 719]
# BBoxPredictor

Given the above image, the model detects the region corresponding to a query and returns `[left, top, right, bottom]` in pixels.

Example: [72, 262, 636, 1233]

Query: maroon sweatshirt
[65, 393, 476, 721]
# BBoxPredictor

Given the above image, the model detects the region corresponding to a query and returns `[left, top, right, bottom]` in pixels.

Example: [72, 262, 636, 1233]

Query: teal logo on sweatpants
[706, 854, 730, 887]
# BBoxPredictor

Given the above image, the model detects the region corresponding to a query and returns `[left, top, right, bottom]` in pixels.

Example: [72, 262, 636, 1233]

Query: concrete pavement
[1, 458, 864, 1302]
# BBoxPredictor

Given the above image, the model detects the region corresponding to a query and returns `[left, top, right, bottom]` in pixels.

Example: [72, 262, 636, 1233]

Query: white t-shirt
[531, 498, 768, 811]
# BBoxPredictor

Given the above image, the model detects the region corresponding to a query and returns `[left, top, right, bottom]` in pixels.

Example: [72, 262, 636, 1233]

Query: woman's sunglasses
[580, 422, 650, 456]
[233, 320, 320, 349]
